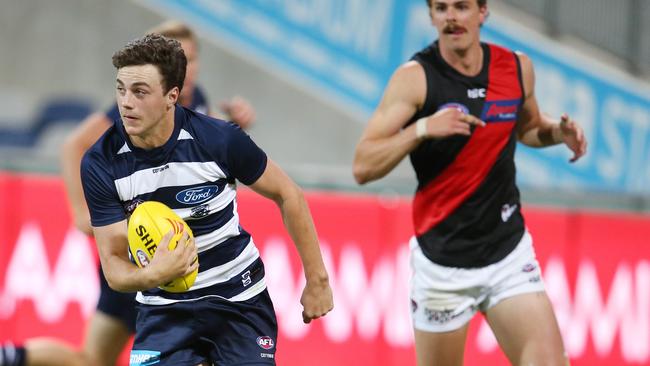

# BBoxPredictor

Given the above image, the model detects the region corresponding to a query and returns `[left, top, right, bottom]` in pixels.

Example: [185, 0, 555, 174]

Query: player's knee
[519, 347, 568, 366]
[74, 350, 99, 366]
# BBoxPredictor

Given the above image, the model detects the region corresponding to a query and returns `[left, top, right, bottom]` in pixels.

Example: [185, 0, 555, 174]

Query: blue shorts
[130, 290, 277, 365]
[97, 267, 138, 333]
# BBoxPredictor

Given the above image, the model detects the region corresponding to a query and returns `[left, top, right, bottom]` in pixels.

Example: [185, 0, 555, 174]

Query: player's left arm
[248, 159, 333, 323]
[515, 52, 587, 162]
[60, 112, 112, 235]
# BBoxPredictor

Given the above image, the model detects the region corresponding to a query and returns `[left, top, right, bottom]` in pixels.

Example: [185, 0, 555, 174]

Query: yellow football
[127, 201, 198, 293]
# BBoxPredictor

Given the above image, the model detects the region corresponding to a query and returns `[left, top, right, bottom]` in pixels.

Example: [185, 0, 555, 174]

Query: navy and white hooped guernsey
[81, 105, 268, 305]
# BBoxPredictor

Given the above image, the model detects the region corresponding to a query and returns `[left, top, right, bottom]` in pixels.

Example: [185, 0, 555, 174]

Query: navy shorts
[97, 267, 138, 332]
[130, 290, 278, 365]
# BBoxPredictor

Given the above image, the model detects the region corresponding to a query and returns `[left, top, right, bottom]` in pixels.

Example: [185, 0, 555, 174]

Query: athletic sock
[0, 343, 26, 366]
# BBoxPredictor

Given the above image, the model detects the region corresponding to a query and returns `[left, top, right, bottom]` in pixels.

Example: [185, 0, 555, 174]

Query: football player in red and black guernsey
[353, 0, 585, 365]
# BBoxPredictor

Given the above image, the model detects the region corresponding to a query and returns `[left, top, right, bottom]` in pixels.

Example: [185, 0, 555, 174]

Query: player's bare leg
[413, 323, 469, 366]
[83, 311, 132, 366]
[23, 339, 85, 366]
[486, 292, 568, 366]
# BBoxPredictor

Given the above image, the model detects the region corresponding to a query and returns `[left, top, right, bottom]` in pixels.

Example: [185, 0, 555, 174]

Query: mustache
[443, 24, 466, 33]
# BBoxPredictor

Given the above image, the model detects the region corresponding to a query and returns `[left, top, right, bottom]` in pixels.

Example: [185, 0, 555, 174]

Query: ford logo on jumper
[176, 185, 219, 204]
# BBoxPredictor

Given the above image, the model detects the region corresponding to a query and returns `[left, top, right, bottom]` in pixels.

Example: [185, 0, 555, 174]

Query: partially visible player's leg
[0, 339, 84, 366]
[203, 290, 278, 365]
[0, 342, 26, 366]
[22, 339, 85, 366]
[486, 291, 567, 366]
[83, 311, 132, 366]
[409, 237, 482, 366]
[482, 232, 567, 365]
[413, 325, 469, 366]
[0, 268, 134, 366]
[87, 267, 136, 366]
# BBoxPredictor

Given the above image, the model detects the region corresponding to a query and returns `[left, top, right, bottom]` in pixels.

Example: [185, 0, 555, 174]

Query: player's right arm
[92, 222, 198, 292]
[81, 148, 197, 292]
[352, 61, 484, 184]
[352, 62, 425, 184]
[60, 112, 112, 235]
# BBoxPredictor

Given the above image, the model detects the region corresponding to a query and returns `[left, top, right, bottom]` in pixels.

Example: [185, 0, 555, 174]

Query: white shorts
[410, 230, 545, 332]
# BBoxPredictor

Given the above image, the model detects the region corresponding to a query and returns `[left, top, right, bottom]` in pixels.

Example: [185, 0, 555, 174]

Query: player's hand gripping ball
[127, 201, 198, 293]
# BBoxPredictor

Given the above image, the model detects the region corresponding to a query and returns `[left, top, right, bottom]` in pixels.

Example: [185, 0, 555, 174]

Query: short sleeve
[191, 85, 210, 115]
[105, 103, 120, 123]
[80, 152, 126, 226]
[225, 124, 268, 185]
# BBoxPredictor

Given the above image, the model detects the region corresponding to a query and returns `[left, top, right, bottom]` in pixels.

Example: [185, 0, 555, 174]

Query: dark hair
[112, 34, 186, 94]
[426, 0, 487, 7]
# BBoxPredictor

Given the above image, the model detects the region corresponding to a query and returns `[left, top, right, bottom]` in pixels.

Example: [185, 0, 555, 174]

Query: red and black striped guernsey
[407, 41, 526, 268]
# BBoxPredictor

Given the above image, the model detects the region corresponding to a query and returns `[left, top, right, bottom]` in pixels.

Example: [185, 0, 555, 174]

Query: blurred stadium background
[1, 0, 649, 365]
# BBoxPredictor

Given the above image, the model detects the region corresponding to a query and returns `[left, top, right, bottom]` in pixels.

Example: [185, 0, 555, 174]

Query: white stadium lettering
[280, 0, 392, 60]
[477, 258, 650, 362]
[0, 224, 99, 322]
[551, 258, 650, 361]
[261, 238, 310, 340]
[1, 227, 648, 362]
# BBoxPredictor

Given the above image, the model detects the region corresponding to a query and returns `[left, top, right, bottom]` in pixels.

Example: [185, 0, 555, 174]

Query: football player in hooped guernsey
[81, 34, 333, 366]
[353, 0, 586, 365]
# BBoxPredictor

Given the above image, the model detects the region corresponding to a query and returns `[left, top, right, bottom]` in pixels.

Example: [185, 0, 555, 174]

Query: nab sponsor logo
[481, 100, 519, 122]
[256, 336, 275, 350]
[176, 185, 219, 205]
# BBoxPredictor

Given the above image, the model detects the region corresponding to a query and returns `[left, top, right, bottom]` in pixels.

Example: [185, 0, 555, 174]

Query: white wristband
[415, 118, 428, 139]
[552, 123, 564, 144]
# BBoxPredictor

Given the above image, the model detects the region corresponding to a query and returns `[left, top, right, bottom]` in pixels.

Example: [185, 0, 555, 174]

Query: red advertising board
[1, 172, 649, 365]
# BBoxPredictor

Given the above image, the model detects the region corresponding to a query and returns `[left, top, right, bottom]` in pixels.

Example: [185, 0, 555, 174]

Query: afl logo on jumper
[256, 336, 275, 350]
[437, 102, 469, 115]
[481, 100, 519, 123]
[135, 249, 150, 267]
[176, 185, 219, 204]
[124, 198, 145, 216]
